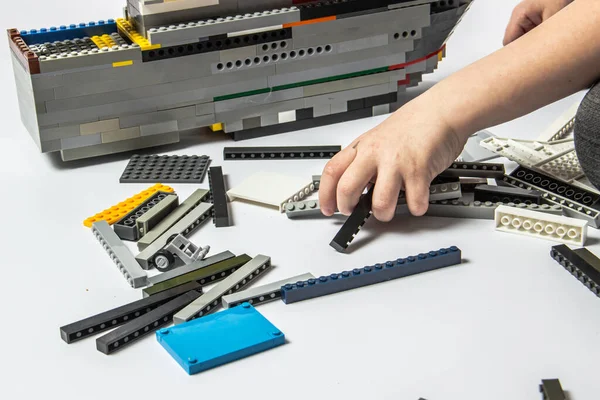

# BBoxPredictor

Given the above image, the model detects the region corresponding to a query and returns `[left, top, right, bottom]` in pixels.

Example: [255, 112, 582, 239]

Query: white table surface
[2, 1, 598, 399]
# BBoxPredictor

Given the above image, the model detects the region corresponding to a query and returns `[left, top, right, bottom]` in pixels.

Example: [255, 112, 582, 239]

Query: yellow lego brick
[113, 60, 134, 68]
[210, 123, 223, 132]
[92, 34, 117, 49]
[116, 18, 161, 51]
[438, 51, 443, 62]
[83, 183, 174, 228]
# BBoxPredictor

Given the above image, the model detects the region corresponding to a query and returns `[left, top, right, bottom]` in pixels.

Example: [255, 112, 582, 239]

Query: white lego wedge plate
[494, 205, 587, 246]
[536, 100, 579, 142]
[227, 171, 316, 212]
[479, 137, 575, 168]
[457, 130, 500, 162]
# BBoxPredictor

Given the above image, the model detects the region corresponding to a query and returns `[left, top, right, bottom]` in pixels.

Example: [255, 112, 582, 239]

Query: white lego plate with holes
[479, 137, 575, 167]
[226, 171, 316, 212]
[494, 205, 587, 246]
[536, 100, 579, 142]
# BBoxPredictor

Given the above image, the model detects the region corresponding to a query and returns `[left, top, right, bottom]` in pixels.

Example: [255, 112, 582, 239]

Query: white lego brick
[227, 171, 316, 212]
[537, 100, 579, 142]
[459, 130, 500, 162]
[479, 137, 575, 168]
[494, 205, 587, 246]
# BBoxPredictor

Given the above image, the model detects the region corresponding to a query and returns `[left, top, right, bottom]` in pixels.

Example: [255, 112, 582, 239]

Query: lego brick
[136, 202, 214, 269]
[459, 130, 500, 162]
[8, 29, 40, 74]
[59, 281, 201, 344]
[438, 162, 505, 179]
[330, 186, 374, 253]
[550, 245, 600, 299]
[83, 183, 174, 227]
[148, 250, 236, 286]
[156, 303, 286, 375]
[79, 118, 122, 134]
[214, 87, 304, 114]
[537, 101, 578, 142]
[118, 106, 197, 129]
[480, 137, 576, 169]
[227, 171, 316, 212]
[222, 273, 315, 308]
[140, 120, 178, 136]
[96, 289, 203, 355]
[424, 181, 462, 201]
[61, 133, 102, 150]
[136, 193, 179, 238]
[114, 191, 174, 241]
[91, 221, 148, 289]
[37, 45, 142, 75]
[173, 255, 272, 323]
[137, 189, 209, 251]
[223, 145, 341, 160]
[101, 126, 142, 143]
[313, 175, 321, 190]
[60, 131, 181, 161]
[474, 184, 542, 205]
[572, 247, 600, 275]
[281, 246, 462, 304]
[495, 205, 587, 246]
[19, 19, 117, 46]
[285, 200, 324, 218]
[415, 199, 499, 220]
[208, 167, 231, 227]
[143, 255, 252, 298]
[119, 154, 211, 184]
[539, 379, 566, 400]
[536, 150, 584, 183]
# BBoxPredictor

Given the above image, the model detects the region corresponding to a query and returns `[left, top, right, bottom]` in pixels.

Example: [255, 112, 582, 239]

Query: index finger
[319, 144, 359, 216]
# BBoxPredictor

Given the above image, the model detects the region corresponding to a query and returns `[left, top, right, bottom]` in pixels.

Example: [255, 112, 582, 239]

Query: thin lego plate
[156, 303, 285, 374]
[119, 154, 211, 184]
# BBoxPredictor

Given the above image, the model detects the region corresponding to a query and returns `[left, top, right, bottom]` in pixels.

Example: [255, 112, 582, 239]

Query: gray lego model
[10, 0, 474, 160]
[91, 220, 148, 288]
[119, 154, 211, 183]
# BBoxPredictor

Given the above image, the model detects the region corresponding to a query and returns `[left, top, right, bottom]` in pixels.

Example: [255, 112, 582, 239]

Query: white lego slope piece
[537, 100, 579, 142]
[227, 171, 316, 212]
[479, 137, 575, 167]
[458, 130, 500, 162]
[494, 205, 587, 246]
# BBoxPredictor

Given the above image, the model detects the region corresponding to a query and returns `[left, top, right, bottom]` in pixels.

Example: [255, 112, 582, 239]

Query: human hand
[503, 0, 573, 45]
[319, 97, 467, 222]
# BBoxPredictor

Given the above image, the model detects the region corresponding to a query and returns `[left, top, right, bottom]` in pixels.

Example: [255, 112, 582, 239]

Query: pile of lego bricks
[10, 0, 473, 161]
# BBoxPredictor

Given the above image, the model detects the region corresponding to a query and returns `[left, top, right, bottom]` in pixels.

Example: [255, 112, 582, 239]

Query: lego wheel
[153, 250, 176, 272]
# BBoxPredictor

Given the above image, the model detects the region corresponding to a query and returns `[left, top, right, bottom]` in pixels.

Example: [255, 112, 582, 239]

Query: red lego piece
[7, 28, 40, 75]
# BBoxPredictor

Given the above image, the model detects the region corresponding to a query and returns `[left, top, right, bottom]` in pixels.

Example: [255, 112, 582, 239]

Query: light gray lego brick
[136, 193, 179, 238]
[137, 189, 209, 251]
[80, 118, 120, 135]
[219, 45, 258, 62]
[223, 120, 244, 133]
[260, 113, 279, 127]
[31, 73, 64, 91]
[242, 116, 262, 130]
[178, 114, 217, 130]
[337, 6, 389, 20]
[196, 102, 215, 116]
[331, 102, 348, 114]
[303, 70, 405, 97]
[211, 45, 309, 75]
[101, 127, 142, 143]
[214, 87, 303, 113]
[119, 105, 196, 129]
[38, 46, 142, 74]
[146, 8, 299, 46]
[268, 52, 406, 87]
[215, 98, 305, 122]
[40, 139, 63, 153]
[147, 250, 237, 286]
[222, 272, 315, 308]
[313, 104, 331, 118]
[372, 104, 390, 116]
[60, 131, 180, 161]
[11, 54, 42, 149]
[136, 202, 214, 269]
[406, 60, 427, 73]
[256, 39, 292, 55]
[421, 200, 499, 220]
[304, 83, 391, 108]
[285, 200, 324, 218]
[140, 120, 178, 136]
[91, 220, 148, 288]
[337, 34, 389, 53]
[173, 254, 272, 324]
[61, 133, 102, 150]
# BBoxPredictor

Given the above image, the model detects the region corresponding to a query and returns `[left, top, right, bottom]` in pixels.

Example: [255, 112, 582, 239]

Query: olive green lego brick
[101, 126, 142, 143]
[80, 118, 120, 135]
[60, 131, 180, 161]
[136, 193, 179, 238]
[137, 189, 209, 251]
[147, 250, 236, 287]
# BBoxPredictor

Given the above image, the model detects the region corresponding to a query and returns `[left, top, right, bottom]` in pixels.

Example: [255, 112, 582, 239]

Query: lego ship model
[9, 0, 473, 161]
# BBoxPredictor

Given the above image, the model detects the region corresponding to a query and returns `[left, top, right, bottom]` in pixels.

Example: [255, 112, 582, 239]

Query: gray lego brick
[60, 132, 180, 161]
[304, 84, 392, 108]
[137, 189, 209, 251]
[139, 120, 178, 136]
[285, 200, 325, 218]
[119, 154, 211, 183]
[135, 202, 213, 270]
[173, 254, 272, 324]
[113, 191, 174, 241]
[136, 193, 179, 238]
[91, 220, 148, 288]
[148, 250, 236, 286]
[101, 126, 141, 143]
[38, 45, 142, 74]
[222, 272, 315, 308]
[214, 87, 304, 113]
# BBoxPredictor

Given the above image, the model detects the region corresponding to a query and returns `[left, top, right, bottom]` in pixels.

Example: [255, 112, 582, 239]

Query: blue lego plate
[156, 303, 285, 374]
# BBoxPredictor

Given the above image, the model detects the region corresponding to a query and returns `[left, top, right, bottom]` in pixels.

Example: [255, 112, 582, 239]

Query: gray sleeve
[574, 80, 600, 190]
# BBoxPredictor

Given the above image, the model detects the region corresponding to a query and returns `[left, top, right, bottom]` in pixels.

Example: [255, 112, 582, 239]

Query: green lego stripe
[142, 254, 252, 297]
[213, 66, 390, 102]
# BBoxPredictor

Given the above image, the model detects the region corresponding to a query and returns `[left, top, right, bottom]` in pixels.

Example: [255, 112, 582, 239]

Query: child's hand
[318, 97, 466, 222]
[503, 0, 573, 45]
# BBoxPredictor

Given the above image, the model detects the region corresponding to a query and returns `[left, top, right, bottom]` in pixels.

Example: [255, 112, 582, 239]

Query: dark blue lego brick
[20, 20, 117, 46]
[156, 303, 285, 375]
[281, 246, 462, 304]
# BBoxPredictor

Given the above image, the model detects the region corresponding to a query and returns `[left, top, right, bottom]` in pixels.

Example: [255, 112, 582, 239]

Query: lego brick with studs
[119, 154, 212, 184]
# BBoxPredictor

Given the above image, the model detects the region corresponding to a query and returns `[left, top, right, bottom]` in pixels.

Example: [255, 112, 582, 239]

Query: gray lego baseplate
[119, 154, 211, 183]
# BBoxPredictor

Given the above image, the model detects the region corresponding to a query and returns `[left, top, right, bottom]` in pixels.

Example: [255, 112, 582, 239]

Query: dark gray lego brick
[119, 154, 211, 184]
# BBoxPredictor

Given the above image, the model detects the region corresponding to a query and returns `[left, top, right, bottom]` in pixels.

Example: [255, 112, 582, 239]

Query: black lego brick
[142, 28, 292, 62]
[223, 145, 341, 160]
[96, 289, 203, 355]
[473, 184, 542, 205]
[510, 166, 600, 209]
[208, 166, 231, 227]
[119, 154, 211, 184]
[330, 185, 374, 252]
[439, 161, 505, 179]
[297, 0, 420, 21]
[538, 379, 566, 400]
[550, 244, 600, 298]
[59, 281, 201, 344]
[113, 191, 174, 241]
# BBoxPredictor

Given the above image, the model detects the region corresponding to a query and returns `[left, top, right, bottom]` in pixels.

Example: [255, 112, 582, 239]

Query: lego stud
[187, 357, 197, 364]
[242, 303, 251, 308]
[271, 331, 282, 337]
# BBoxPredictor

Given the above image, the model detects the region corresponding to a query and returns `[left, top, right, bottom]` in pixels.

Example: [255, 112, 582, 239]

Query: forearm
[422, 0, 600, 138]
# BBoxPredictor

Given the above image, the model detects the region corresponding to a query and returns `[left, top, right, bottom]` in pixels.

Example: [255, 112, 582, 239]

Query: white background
[1, 1, 598, 399]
